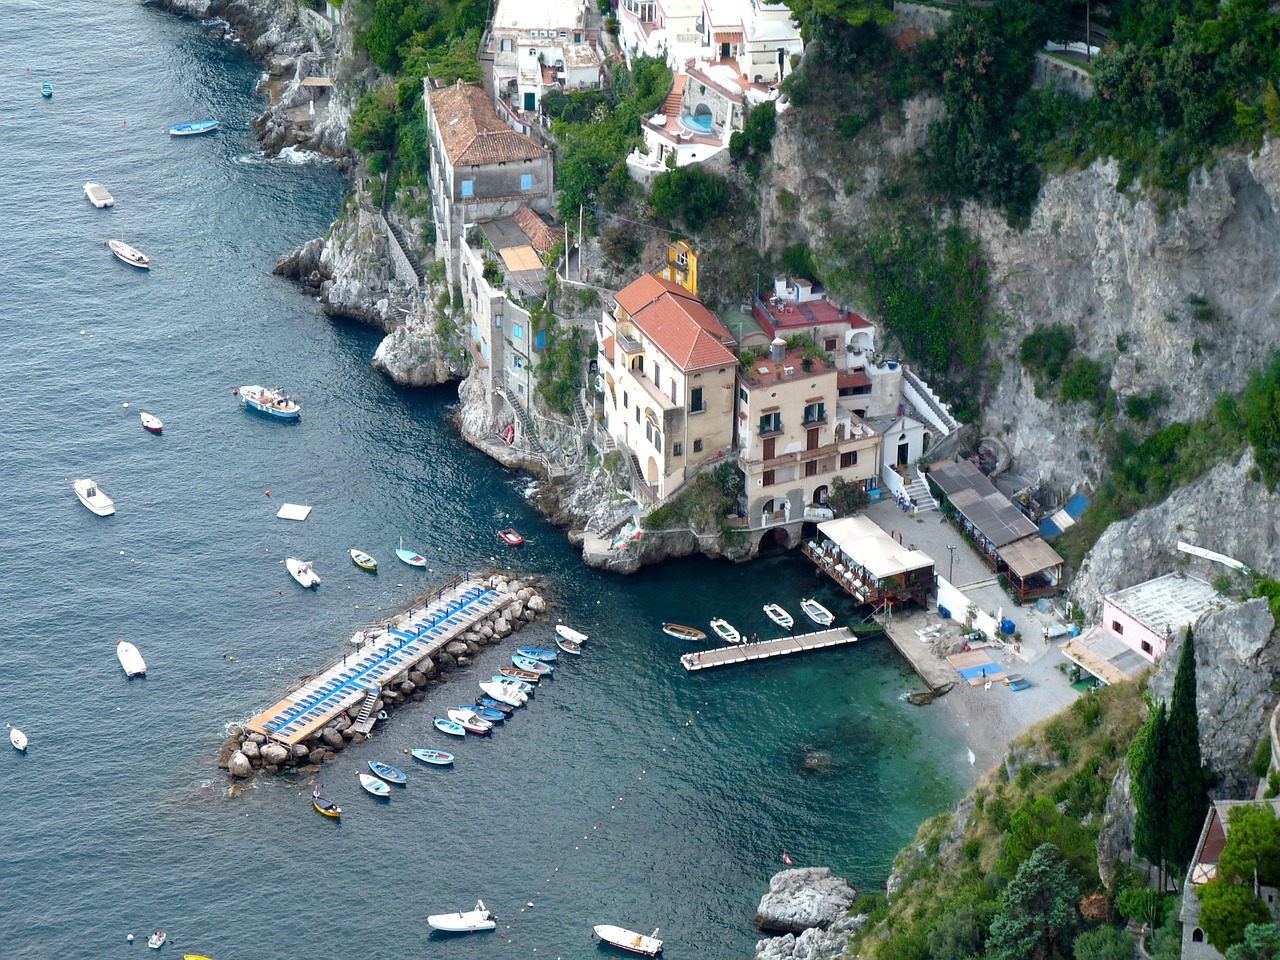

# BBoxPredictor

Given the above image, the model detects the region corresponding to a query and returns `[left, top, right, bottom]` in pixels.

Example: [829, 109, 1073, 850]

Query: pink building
[1100, 572, 1225, 663]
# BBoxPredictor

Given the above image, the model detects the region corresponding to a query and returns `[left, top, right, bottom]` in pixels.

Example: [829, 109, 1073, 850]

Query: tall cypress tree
[1166, 627, 1209, 875]
[1129, 700, 1170, 881]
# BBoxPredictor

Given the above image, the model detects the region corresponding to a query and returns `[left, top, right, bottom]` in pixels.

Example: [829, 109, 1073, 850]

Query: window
[635, 406, 640, 424]
[646, 421, 653, 442]
[840, 451, 858, 468]
[739, 386, 749, 404]
[758, 412, 782, 435]
[461, 179, 474, 198]
[673, 443, 683, 457]
[573, 31, 582, 43]
[654, 431, 662, 453]
[472, 323, 479, 340]
[824, 337, 837, 352]
[1111, 621, 1123, 635]
[652, 361, 661, 385]
[1193, 930, 1204, 943]
[1141, 640, 1152, 654]
[691, 387, 704, 413]
[513, 354, 524, 369]
[501, 38, 513, 52]
[513, 323, 524, 340]
[803, 401, 826, 424]
[521, 173, 533, 191]
[623, 391, 629, 410]
[495, 315, 502, 329]
[805, 460, 819, 477]
[693, 439, 703, 453]
[763, 469, 775, 486]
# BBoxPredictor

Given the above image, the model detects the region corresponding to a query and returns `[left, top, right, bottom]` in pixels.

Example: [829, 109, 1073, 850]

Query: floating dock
[245, 575, 513, 745]
[679, 627, 858, 671]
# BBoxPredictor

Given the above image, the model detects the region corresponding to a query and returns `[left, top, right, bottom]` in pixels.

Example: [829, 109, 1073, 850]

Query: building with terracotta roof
[597, 275, 738, 501]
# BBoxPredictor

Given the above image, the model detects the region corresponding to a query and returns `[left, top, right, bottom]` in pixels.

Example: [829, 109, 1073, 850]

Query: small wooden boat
[428, 899, 496, 933]
[710, 618, 741, 645]
[368, 760, 407, 784]
[286, 557, 320, 588]
[411, 748, 455, 766]
[8, 725, 27, 751]
[448, 709, 492, 734]
[555, 637, 582, 656]
[311, 791, 341, 818]
[594, 925, 663, 957]
[555, 623, 588, 643]
[497, 528, 525, 546]
[479, 680, 527, 706]
[84, 182, 114, 208]
[434, 717, 467, 737]
[350, 548, 377, 571]
[662, 623, 706, 642]
[763, 604, 794, 630]
[396, 537, 428, 567]
[516, 646, 557, 662]
[107, 238, 150, 269]
[511, 655, 552, 675]
[117, 639, 147, 677]
[463, 705, 504, 723]
[800, 598, 835, 626]
[359, 773, 390, 797]
[169, 119, 220, 136]
[148, 931, 166, 950]
[140, 412, 163, 434]
[74, 478, 115, 516]
[238, 384, 299, 420]
[41, 81, 54, 98]
[477, 697, 515, 715]
[499, 667, 540, 685]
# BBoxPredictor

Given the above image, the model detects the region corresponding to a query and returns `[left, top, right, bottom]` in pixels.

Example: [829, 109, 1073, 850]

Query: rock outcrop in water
[753, 868, 864, 960]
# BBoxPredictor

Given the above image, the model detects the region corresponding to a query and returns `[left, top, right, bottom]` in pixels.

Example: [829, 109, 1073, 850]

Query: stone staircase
[497, 387, 545, 454]
[572, 392, 590, 432]
[384, 214, 427, 286]
[660, 74, 685, 119]
[349, 686, 380, 735]
[905, 476, 937, 513]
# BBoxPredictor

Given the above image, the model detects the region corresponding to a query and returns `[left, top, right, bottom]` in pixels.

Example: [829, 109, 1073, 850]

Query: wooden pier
[679, 627, 858, 671]
[244, 575, 513, 745]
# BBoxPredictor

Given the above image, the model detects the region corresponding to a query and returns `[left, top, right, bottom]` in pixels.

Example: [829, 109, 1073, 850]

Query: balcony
[616, 331, 643, 355]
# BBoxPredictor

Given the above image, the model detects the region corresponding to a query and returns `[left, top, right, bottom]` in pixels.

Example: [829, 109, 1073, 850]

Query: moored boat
[512, 655, 552, 674]
[368, 760, 407, 784]
[662, 623, 706, 642]
[447, 709, 492, 734]
[107, 238, 150, 269]
[411, 748, 455, 766]
[238, 384, 300, 420]
[359, 773, 390, 797]
[800, 598, 835, 626]
[311, 790, 341, 818]
[117, 639, 147, 677]
[763, 603, 794, 630]
[73, 478, 115, 516]
[349, 548, 377, 571]
[463, 704, 504, 723]
[593, 925, 663, 957]
[516, 646, 557, 662]
[555, 636, 582, 656]
[710, 618, 741, 645]
[497, 528, 524, 546]
[434, 717, 467, 737]
[396, 536, 428, 567]
[477, 697, 515, 714]
[555, 623, 588, 643]
[8, 725, 28, 751]
[140, 412, 163, 434]
[499, 667, 539, 685]
[428, 900, 496, 933]
[169, 119, 220, 136]
[84, 182, 114, 208]
[479, 680, 527, 706]
[40, 80, 53, 98]
[148, 931, 166, 950]
[286, 557, 320, 588]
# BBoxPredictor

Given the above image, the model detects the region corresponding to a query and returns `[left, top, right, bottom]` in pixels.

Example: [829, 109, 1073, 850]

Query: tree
[648, 167, 732, 232]
[1128, 701, 1169, 882]
[348, 86, 400, 156]
[1073, 925, 1137, 960]
[997, 795, 1098, 886]
[1220, 805, 1280, 889]
[1116, 887, 1168, 932]
[1264, 83, 1280, 138]
[829, 476, 869, 517]
[986, 843, 1081, 960]
[1166, 627, 1209, 875]
[783, 0, 894, 29]
[1226, 923, 1280, 960]
[1199, 878, 1272, 954]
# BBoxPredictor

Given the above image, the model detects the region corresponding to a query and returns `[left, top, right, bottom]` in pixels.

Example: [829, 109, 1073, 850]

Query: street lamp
[947, 544, 956, 584]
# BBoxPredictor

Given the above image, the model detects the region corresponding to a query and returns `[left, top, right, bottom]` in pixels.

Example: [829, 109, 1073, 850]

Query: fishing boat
[477, 697, 515, 715]
[41, 80, 53, 98]
[479, 681, 527, 707]
[286, 557, 320, 588]
[555, 636, 582, 656]
[117, 639, 147, 677]
[237, 385, 300, 420]
[511, 655, 552, 675]
[368, 760, 407, 784]
[139, 412, 163, 434]
[349, 548, 377, 571]
[763, 604, 794, 630]
[555, 623, 588, 643]
[710, 618, 741, 645]
[73, 478, 115, 516]
[396, 537, 428, 567]
[593, 925, 663, 957]
[516, 646, 557, 662]
[447, 709, 492, 734]
[169, 119, 220, 136]
[800, 598, 835, 626]
[411, 748, 455, 766]
[463, 704, 504, 723]
[428, 900, 496, 933]
[497, 528, 525, 546]
[8, 725, 27, 751]
[107, 238, 150, 269]
[83, 182, 114, 208]
[311, 790, 341, 818]
[434, 717, 467, 737]
[499, 667, 540, 685]
[148, 931, 166, 950]
[662, 623, 706, 642]
[359, 773, 390, 798]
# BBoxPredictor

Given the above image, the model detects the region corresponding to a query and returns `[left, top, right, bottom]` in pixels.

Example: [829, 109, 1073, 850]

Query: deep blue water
[0, 4, 967, 959]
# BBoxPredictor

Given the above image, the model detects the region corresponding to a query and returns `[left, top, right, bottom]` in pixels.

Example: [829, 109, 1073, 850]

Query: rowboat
[396, 537, 428, 567]
[84, 182, 114, 208]
[311, 791, 341, 818]
[499, 667, 540, 685]
[411, 748, 455, 765]
[477, 697, 515, 714]
[800, 598, 835, 626]
[286, 557, 320, 588]
[555, 637, 582, 656]
[516, 647, 557, 662]
[428, 900, 496, 933]
[350, 548, 378, 571]
[359, 773, 390, 797]
[434, 717, 467, 737]
[169, 119, 220, 136]
[479, 680, 527, 707]
[710, 618, 741, 645]
[117, 639, 147, 677]
[662, 623, 706, 642]
[148, 931, 166, 950]
[8, 725, 27, 751]
[763, 604, 794, 630]
[447, 709, 492, 734]
[107, 238, 150, 269]
[140, 412, 163, 434]
[40, 80, 53, 98]
[594, 925, 663, 956]
[238, 385, 300, 420]
[368, 760, 407, 784]
[463, 704, 505, 723]
[555, 624, 588, 643]
[512, 655, 552, 675]
[497, 528, 524, 546]
[74, 478, 115, 516]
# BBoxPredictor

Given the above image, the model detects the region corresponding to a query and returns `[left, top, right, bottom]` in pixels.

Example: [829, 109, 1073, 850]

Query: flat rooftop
[1106, 572, 1225, 637]
[494, 0, 586, 30]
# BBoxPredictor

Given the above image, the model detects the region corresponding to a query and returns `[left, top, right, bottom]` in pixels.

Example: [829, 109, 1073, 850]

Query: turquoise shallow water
[0, 4, 969, 958]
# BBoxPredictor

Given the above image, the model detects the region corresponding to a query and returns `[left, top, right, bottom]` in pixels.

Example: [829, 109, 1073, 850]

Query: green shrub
[1020, 325, 1075, 384]
[649, 166, 733, 231]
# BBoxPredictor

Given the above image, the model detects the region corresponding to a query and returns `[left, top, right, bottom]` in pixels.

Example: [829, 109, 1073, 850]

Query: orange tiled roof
[429, 81, 548, 168]
[615, 275, 736, 372]
[513, 204, 558, 255]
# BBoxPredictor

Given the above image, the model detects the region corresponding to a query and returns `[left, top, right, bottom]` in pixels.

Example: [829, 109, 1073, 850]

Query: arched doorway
[646, 456, 659, 484]
[761, 527, 789, 551]
[812, 484, 830, 507]
[604, 372, 617, 409]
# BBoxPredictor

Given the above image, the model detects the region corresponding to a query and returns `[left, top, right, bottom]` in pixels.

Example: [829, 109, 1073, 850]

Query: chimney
[770, 337, 786, 362]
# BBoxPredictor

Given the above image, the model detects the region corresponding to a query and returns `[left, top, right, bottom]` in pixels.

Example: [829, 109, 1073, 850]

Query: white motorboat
[117, 639, 147, 677]
[800, 598, 835, 626]
[428, 899, 496, 933]
[147, 930, 165, 949]
[107, 238, 150, 269]
[447, 708, 492, 734]
[594, 925, 663, 956]
[555, 623, 588, 643]
[8, 725, 28, 751]
[479, 680, 526, 707]
[763, 604, 794, 630]
[83, 182, 114, 208]
[73, 478, 115, 516]
[709, 618, 741, 645]
[238, 384, 300, 420]
[286, 557, 320, 588]
[140, 412, 163, 434]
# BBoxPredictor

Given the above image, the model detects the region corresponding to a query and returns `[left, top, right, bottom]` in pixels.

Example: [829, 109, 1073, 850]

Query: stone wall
[1031, 52, 1095, 99]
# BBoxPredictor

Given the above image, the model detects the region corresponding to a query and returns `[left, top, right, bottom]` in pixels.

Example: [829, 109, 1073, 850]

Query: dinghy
[40, 80, 53, 98]
[763, 604, 794, 630]
[411, 748, 455, 766]
[511, 655, 552, 674]
[447, 709, 492, 734]
[148, 931, 166, 950]
[169, 119, 220, 136]
[368, 760, 407, 784]
[359, 773, 390, 798]
[286, 557, 320, 588]
[428, 899, 496, 933]
[434, 717, 467, 737]
[463, 704, 504, 723]
[117, 639, 147, 677]
[555, 623, 588, 643]
[499, 667, 540, 684]
[477, 697, 515, 714]
[396, 537, 428, 567]
[140, 412, 163, 434]
[593, 925, 663, 957]
[710, 618, 741, 645]
[516, 646, 557, 662]
[8, 725, 27, 751]
[349, 548, 377, 571]
[497, 528, 524, 546]
[555, 636, 582, 656]
[74, 478, 115, 516]
[311, 791, 341, 818]
[662, 623, 706, 642]
[800, 598, 835, 626]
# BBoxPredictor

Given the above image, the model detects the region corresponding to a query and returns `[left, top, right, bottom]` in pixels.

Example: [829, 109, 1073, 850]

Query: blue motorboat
[368, 760, 407, 784]
[237, 385, 300, 420]
[40, 81, 53, 98]
[516, 647, 557, 662]
[169, 119, 220, 136]
[477, 697, 515, 715]
[435, 717, 466, 737]
[463, 705, 504, 723]
[411, 748, 455, 766]
[512, 655, 552, 674]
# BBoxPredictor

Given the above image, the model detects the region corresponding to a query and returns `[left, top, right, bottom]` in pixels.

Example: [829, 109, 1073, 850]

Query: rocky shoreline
[753, 867, 865, 960]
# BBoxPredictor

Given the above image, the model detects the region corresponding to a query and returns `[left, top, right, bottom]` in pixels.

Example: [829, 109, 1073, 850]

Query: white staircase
[905, 476, 937, 513]
[350, 687, 380, 735]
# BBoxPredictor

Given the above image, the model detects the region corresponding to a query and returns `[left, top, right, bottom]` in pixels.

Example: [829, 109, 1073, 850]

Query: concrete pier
[679, 628, 859, 671]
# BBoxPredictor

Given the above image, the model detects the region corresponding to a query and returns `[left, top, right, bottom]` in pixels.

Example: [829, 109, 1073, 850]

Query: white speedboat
[800, 598, 835, 626]
[117, 639, 147, 677]
[84, 182, 114, 207]
[447, 708, 492, 734]
[140, 412, 163, 434]
[73, 478, 115, 516]
[479, 680, 526, 707]
[8, 725, 27, 751]
[555, 623, 588, 643]
[286, 557, 320, 588]
[107, 238, 150, 269]
[147, 930, 165, 949]
[594, 925, 663, 956]
[763, 604, 794, 630]
[428, 899, 496, 933]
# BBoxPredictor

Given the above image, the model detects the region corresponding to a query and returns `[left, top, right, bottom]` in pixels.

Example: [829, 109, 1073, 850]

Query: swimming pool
[680, 112, 714, 134]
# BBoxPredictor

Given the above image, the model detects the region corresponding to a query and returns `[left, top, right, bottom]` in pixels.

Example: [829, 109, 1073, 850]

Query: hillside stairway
[660, 74, 685, 119]
[497, 387, 544, 453]
[904, 476, 937, 513]
[384, 215, 427, 285]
